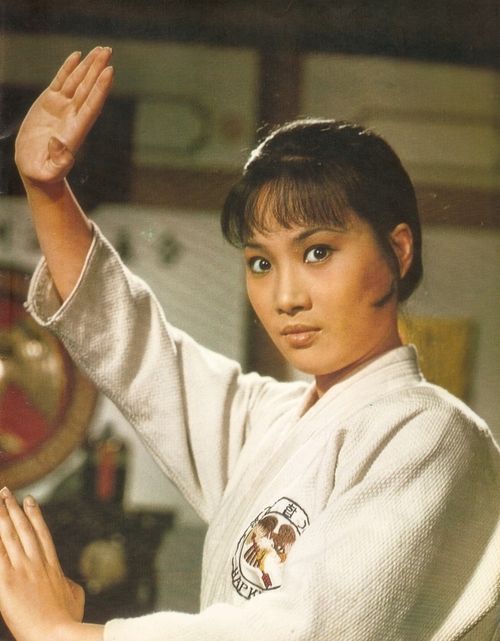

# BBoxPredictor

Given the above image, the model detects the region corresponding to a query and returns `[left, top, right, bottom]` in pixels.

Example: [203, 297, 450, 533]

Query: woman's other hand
[0, 487, 84, 641]
[15, 47, 113, 186]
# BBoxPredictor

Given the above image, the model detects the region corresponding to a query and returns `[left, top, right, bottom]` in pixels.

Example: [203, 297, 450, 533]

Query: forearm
[14, 47, 112, 301]
[22, 177, 93, 301]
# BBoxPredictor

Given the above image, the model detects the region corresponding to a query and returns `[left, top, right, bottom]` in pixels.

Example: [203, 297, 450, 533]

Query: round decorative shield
[0, 267, 97, 489]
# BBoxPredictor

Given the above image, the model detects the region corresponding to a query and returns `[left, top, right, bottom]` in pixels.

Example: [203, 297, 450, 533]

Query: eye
[248, 256, 272, 274]
[304, 245, 331, 263]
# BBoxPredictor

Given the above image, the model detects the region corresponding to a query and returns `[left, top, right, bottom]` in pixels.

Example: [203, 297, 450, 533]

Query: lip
[280, 324, 320, 348]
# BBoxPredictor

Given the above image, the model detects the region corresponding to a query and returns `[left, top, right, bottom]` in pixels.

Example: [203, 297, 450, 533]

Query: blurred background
[0, 0, 499, 621]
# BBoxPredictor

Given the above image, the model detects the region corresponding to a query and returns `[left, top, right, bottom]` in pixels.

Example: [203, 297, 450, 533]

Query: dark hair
[221, 118, 422, 302]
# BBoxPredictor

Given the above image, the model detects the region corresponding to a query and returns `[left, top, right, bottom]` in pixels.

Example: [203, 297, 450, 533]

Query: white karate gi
[27, 225, 500, 641]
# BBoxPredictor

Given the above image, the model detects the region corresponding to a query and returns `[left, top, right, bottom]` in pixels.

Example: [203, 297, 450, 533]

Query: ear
[389, 223, 413, 279]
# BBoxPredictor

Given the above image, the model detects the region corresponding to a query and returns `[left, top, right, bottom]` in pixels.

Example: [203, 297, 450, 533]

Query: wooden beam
[129, 166, 240, 212]
[4, 1, 500, 69]
[416, 185, 500, 229]
[129, 165, 500, 231]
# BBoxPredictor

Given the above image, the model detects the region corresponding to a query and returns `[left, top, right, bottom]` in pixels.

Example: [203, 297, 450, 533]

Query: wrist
[55, 620, 105, 641]
[20, 174, 66, 198]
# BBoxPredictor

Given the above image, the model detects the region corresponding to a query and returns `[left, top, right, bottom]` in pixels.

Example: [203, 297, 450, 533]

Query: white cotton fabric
[26, 225, 500, 641]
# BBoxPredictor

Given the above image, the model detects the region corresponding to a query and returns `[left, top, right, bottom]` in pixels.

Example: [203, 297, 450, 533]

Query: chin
[284, 346, 359, 379]
[284, 352, 338, 378]
[291, 364, 319, 377]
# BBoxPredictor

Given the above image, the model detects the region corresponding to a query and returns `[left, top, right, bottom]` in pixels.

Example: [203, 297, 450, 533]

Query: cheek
[246, 279, 268, 319]
[357, 254, 395, 304]
[319, 251, 393, 309]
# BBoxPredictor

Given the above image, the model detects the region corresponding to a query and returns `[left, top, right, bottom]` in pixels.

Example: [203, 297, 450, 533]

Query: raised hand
[15, 47, 114, 185]
[0, 487, 86, 641]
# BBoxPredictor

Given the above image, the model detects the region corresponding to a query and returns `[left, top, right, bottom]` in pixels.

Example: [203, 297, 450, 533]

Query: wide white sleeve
[103, 404, 500, 641]
[26, 224, 305, 522]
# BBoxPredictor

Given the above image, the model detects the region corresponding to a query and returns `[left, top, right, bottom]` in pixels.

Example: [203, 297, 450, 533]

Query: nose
[274, 269, 311, 316]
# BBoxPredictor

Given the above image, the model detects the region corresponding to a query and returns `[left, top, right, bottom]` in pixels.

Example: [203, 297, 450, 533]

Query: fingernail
[105, 46, 113, 53]
[0, 487, 11, 499]
[24, 495, 37, 508]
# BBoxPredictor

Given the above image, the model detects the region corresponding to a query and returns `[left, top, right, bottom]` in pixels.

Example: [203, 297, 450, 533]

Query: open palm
[15, 47, 114, 184]
[0, 490, 85, 641]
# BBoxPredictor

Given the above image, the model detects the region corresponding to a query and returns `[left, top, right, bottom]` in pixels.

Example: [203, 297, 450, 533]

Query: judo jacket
[27, 225, 500, 641]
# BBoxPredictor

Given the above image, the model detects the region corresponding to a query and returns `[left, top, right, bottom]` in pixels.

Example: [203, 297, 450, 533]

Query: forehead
[244, 179, 353, 240]
[244, 219, 355, 248]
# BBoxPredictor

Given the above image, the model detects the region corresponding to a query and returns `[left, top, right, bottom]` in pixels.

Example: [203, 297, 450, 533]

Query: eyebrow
[244, 226, 347, 249]
[294, 226, 347, 242]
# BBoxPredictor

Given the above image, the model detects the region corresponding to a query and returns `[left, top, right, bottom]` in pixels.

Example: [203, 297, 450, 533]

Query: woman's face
[244, 211, 412, 395]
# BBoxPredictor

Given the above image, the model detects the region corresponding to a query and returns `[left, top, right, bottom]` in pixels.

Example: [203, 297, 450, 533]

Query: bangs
[221, 165, 353, 247]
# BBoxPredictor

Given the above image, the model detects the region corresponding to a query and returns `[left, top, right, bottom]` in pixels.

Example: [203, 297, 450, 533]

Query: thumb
[65, 577, 85, 621]
[48, 136, 75, 170]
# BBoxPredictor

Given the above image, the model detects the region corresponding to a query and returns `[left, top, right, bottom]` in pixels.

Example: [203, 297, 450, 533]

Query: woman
[0, 47, 498, 641]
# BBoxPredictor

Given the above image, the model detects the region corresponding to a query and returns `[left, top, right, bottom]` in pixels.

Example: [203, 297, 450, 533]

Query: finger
[0, 534, 12, 570]
[66, 576, 82, 595]
[1, 489, 42, 562]
[62, 46, 112, 102]
[59, 47, 103, 98]
[49, 51, 82, 92]
[68, 66, 114, 154]
[23, 496, 62, 570]
[66, 577, 85, 604]
[66, 577, 85, 622]
[73, 48, 113, 111]
[0, 490, 25, 566]
[78, 65, 114, 125]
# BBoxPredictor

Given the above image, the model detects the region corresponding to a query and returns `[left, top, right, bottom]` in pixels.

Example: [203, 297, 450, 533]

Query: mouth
[280, 325, 320, 348]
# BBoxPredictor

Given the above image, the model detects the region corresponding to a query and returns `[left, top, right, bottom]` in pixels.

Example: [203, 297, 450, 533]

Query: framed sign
[0, 267, 97, 489]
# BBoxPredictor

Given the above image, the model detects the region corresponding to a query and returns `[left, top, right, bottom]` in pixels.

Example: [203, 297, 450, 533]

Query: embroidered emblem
[231, 497, 309, 600]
